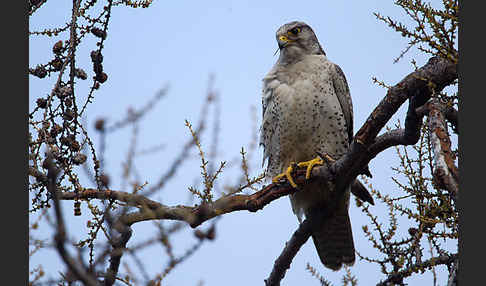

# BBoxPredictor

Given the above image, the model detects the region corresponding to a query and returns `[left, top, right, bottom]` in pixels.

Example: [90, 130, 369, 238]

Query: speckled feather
[260, 21, 356, 270]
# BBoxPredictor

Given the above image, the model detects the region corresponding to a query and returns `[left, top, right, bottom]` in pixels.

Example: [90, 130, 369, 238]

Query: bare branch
[59, 177, 300, 228]
[426, 100, 459, 201]
[103, 221, 132, 286]
[265, 219, 313, 286]
[46, 155, 100, 286]
[376, 253, 457, 286]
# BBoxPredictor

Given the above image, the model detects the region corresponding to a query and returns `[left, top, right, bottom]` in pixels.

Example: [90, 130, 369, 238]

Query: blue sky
[29, 1, 454, 285]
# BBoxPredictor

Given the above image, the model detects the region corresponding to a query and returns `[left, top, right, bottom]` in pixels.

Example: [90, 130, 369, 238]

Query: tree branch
[330, 56, 457, 193]
[376, 253, 457, 286]
[265, 219, 313, 286]
[425, 99, 459, 202]
[103, 220, 132, 286]
[47, 155, 100, 286]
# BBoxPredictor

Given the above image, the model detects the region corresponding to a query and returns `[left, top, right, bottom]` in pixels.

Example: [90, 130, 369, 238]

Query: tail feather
[351, 179, 374, 205]
[309, 211, 355, 271]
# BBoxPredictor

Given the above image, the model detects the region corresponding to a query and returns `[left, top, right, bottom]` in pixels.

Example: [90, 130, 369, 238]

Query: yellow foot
[297, 157, 324, 179]
[272, 163, 298, 188]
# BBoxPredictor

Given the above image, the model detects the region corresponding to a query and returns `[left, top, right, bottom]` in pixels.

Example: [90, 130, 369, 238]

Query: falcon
[260, 21, 372, 270]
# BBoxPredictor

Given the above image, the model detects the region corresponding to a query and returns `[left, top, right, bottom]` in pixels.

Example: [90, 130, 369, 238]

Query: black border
[5, 0, 29, 284]
[459, 1, 481, 285]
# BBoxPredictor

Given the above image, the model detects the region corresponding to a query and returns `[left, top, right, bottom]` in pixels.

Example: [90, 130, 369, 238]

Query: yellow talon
[272, 163, 298, 188]
[272, 155, 334, 187]
[297, 157, 325, 179]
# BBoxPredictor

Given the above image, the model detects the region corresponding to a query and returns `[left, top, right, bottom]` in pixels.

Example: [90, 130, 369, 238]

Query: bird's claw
[272, 155, 330, 188]
[297, 157, 325, 179]
[272, 163, 298, 188]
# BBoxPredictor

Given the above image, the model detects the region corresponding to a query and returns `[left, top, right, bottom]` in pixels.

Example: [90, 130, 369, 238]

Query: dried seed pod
[100, 173, 110, 187]
[408, 227, 418, 236]
[70, 140, 80, 151]
[94, 118, 105, 131]
[194, 229, 205, 240]
[91, 27, 107, 39]
[93, 63, 103, 75]
[60, 135, 72, 146]
[96, 72, 108, 83]
[50, 124, 62, 137]
[63, 109, 74, 121]
[206, 225, 216, 240]
[52, 40, 63, 54]
[74, 68, 87, 80]
[33, 65, 47, 78]
[64, 97, 72, 107]
[73, 153, 87, 165]
[90, 50, 103, 64]
[36, 98, 48, 108]
[62, 85, 72, 96]
[51, 58, 63, 71]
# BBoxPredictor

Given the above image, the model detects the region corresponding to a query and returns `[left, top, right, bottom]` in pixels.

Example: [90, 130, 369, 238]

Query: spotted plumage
[260, 21, 356, 270]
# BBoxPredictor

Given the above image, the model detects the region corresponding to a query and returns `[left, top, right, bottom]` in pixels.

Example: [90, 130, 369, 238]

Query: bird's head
[275, 21, 325, 60]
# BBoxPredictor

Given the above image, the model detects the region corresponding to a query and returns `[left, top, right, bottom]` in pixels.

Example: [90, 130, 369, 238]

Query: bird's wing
[331, 63, 353, 143]
[331, 63, 373, 177]
[260, 75, 278, 170]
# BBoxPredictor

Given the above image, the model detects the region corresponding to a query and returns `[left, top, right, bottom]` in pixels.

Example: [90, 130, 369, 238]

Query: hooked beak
[274, 35, 293, 56]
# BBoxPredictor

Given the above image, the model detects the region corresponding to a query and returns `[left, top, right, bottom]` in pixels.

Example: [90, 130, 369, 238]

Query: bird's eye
[289, 27, 301, 35]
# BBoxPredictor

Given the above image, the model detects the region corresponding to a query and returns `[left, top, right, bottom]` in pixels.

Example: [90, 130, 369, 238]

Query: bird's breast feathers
[261, 55, 350, 174]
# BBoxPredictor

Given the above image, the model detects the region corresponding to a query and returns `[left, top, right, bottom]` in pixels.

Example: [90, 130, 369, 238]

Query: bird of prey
[260, 21, 372, 270]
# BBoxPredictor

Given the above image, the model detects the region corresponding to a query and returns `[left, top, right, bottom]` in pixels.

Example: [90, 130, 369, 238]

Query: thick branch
[426, 100, 459, 201]
[365, 91, 431, 161]
[355, 57, 457, 145]
[60, 177, 301, 229]
[331, 56, 457, 192]
[265, 219, 313, 286]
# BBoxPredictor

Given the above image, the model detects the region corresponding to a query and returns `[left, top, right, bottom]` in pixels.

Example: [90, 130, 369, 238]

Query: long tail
[308, 209, 355, 271]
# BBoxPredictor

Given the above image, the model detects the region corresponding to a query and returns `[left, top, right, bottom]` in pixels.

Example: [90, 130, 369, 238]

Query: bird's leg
[298, 152, 336, 179]
[272, 162, 299, 188]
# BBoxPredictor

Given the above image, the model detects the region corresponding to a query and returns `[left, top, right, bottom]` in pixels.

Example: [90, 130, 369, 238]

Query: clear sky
[29, 1, 453, 285]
